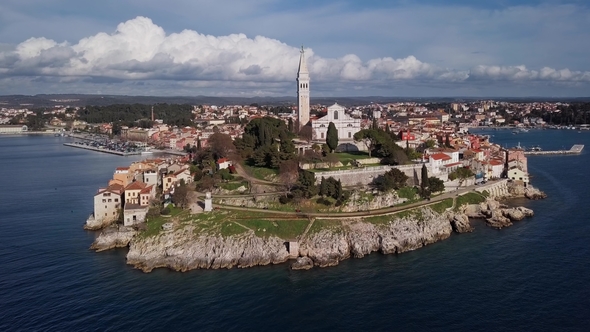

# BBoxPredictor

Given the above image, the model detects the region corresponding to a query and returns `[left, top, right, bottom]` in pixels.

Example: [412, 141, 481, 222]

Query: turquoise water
[0, 132, 589, 331]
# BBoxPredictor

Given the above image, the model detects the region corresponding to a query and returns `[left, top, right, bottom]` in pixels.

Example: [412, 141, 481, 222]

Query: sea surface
[1, 131, 589, 331]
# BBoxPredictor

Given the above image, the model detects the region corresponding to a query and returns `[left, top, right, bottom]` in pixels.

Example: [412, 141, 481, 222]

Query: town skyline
[1, 1, 589, 97]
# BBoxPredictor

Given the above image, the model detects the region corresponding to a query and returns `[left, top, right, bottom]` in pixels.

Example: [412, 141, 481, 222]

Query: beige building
[93, 184, 124, 224]
[508, 167, 529, 184]
[0, 125, 28, 133]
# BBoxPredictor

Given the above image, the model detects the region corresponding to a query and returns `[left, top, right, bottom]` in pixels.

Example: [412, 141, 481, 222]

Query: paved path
[211, 185, 483, 219]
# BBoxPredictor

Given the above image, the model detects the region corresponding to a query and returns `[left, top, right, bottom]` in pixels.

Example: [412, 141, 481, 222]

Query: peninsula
[82, 50, 562, 272]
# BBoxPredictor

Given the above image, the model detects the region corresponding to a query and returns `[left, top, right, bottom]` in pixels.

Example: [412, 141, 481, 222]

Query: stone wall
[475, 179, 510, 198]
[313, 164, 430, 186]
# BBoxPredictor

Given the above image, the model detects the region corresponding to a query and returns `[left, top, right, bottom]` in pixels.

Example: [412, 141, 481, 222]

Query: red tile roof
[430, 153, 452, 161]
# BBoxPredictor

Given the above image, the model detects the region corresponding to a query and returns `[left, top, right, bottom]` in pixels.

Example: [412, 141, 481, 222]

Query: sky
[0, 0, 589, 98]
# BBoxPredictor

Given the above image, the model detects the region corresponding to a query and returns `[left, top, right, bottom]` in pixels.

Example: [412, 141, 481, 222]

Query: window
[321, 133, 325, 139]
[348, 132, 352, 138]
[114, 199, 118, 202]
[108, 199, 112, 202]
[105, 213, 107, 217]
[102, 199, 106, 203]
[334, 111, 339, 120]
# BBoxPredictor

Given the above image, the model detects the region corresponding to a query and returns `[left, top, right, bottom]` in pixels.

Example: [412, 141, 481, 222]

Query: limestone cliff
[90, 225, 137, 252]
[91, 198, 534, 272]
[126, 227, 290, 272]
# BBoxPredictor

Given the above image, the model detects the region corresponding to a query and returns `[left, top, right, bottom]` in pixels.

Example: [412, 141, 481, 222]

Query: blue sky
[0, 0, 589, 97]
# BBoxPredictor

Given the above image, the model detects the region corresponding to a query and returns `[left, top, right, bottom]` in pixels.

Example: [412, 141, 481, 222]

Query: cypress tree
[421, 164, 430, 197]
[326, 122, 339, 153]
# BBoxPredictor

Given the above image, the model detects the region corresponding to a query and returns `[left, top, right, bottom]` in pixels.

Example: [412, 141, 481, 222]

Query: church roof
[297, 47, 309, 75]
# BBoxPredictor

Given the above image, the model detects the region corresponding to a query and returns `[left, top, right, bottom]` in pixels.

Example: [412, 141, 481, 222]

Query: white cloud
[0, 16, 589, 96]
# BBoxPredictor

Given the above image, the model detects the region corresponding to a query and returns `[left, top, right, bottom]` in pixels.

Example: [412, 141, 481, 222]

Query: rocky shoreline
[90, 193, 538, 272]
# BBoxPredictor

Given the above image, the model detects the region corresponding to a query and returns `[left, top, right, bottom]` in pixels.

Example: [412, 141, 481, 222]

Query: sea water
[0, 131, 589, 331]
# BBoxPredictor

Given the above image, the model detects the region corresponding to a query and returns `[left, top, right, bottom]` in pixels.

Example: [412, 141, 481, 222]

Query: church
[296, 48, 361, 143]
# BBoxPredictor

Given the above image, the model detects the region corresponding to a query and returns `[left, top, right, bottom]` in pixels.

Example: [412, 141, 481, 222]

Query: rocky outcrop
[84, 214, 113, 231]
[463, 198, 535, 229]
[524, 187, 547, 200]
[90, 225, 137, 252]
[449, 213, 473, 233]
[126, 228, 290, 272]
[508, 183, 547, 200]
[299, 208, 453, 268]
[291, 257, 314, 270]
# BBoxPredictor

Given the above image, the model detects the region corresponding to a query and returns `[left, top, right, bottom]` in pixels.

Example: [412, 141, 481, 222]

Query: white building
[0, 125, 28, 133]
[312, 103, 361, 141]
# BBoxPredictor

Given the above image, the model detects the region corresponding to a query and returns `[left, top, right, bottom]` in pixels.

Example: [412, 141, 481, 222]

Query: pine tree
[197, 137, 202, 150]
[326, 122, 339, 153]
[319, 177, 328, 197]
[334, 179, 343, 200]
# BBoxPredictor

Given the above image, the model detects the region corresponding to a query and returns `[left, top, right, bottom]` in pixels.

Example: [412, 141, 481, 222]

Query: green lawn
[219, 181, 249, 191]
[142, 216, 169, 237]
[308, 219, 343, 234]
[239, 219, 309, 239]
[243, 165, 279, 181]
[429, 198, 454, 213]
[334, 151, 371, 163]
[455, 192, 486, 210]
[219, 221, 249, 236]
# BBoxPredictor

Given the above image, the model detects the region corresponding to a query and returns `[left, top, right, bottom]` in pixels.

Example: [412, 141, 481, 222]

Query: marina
[63, 142, 141, 156]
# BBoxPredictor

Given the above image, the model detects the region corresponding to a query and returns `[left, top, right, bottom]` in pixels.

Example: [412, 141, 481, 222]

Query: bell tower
[297, 46, 310, 130]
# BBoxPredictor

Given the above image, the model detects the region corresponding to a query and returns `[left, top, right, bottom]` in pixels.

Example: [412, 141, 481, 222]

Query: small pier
[524, 144, 584, 155]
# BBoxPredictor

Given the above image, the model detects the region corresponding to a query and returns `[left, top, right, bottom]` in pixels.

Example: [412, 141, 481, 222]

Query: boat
[527, 146, 542, 152]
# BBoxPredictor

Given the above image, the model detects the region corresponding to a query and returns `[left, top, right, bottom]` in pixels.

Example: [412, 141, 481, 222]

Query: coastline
[90, 187, 540, 272]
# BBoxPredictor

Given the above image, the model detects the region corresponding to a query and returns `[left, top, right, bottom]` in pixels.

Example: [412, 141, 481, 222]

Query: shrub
[279, 195, 293, 204]
[161, 206, 171, 215]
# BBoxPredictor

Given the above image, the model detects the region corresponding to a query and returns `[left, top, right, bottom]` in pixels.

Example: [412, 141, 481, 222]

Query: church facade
[296, 48, 361, 142]
[312, 103, 361, 141]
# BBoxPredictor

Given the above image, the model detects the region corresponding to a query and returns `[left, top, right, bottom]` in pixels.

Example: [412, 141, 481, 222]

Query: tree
[353, 129, 387, 157]
[326, 122, 339, 153]
[428, 176, 445, 193]
[325, 153, 339, 168]
[297, 169, 318, 198]
[279, 130, 296, 158]
[445, 135, 451, 148]
[420, 164, 430, 198]
[379, 168, 409, 191]
[449, 167, 474, 186]
[424, 139, 436, 149]
[172, 182, 189, 208]
[208, 132, 235, 159]
[279, 160, 299, 196]
[196, 176, 216, 192]
[298, 125, 313, 143]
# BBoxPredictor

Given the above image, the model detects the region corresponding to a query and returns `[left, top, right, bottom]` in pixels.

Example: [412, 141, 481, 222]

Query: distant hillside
[1, 94, 589, 108]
